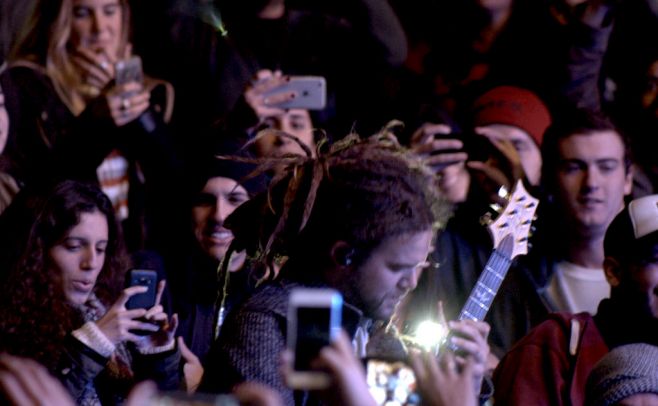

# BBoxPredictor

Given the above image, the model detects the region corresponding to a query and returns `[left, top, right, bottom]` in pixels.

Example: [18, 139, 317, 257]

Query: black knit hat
[604, 194, 658, 264]
[187, 136, 267, 198]
[586, 343, 658, 406]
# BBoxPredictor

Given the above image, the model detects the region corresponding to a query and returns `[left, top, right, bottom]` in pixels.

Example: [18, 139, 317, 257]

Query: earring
[340, 249, 354, 267]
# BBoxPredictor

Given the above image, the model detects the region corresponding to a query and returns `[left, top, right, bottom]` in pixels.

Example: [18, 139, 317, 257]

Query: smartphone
[264, 76, 327, 110]
[286, 288, 343, 390]
[125, 269, 157, 310]
[115, 56, 144, 86]
[366, 358, 420, 406]
[125, 269, 159, 336]
[432, 131, 497, 163]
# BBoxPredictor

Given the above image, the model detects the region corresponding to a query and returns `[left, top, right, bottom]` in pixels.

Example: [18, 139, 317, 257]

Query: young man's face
[346, 230, 433, 321]
[554, 131, 632, 237]
[192, 177, 249, 270]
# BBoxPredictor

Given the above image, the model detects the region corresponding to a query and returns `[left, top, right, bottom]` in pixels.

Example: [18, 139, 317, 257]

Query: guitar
[399, 179, 538, 354]
[456, 179, 539, 323]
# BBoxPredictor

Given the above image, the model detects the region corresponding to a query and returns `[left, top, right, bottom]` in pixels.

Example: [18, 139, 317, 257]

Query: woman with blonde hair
[0, 0, 179, 251]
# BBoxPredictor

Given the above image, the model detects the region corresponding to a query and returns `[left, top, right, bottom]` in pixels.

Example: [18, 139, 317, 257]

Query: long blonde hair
[9, 0, 131, 115]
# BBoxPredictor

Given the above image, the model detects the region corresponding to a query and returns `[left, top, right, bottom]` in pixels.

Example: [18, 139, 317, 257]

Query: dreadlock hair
[223, 131, 451, 283]
[0, 180, 128, 369]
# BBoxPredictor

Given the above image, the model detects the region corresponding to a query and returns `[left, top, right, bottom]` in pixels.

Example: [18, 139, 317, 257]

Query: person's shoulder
[1, 61, 55, 100]
[511, 312, 590, 351]
[237, 280, 295, 316]
[2, 60, 47, 81]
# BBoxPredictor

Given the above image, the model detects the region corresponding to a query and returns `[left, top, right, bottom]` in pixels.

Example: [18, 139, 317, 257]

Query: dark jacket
[57, 335, 181, 405]
[199, 278, 403, 406]
[0, 64, 183, 252]
[175, 242, 257, 363]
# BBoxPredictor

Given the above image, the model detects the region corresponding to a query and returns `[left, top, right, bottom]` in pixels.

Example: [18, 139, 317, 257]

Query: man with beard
[198, 136, 492, 405]
[493, 193, 658, 405]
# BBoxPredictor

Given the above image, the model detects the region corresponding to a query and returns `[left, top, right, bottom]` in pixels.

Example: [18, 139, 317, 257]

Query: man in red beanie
[471, 86, 551, 186]
[404, 85, 551, 363]
[410, 85, 550, 203]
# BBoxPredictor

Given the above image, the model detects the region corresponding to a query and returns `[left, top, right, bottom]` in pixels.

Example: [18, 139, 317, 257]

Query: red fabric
[472, 86, 551, 146]
[493, 312, 609, 406]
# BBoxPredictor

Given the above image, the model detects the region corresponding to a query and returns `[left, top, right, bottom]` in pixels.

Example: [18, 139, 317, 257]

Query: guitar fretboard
[458, 234, 513, 322]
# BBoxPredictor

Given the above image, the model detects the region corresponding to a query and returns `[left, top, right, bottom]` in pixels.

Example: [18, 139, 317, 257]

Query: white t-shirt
[547, 260, 610, 314]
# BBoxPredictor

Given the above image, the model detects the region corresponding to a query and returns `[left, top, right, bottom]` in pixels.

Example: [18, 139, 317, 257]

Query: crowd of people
[0, 0, 657, 405]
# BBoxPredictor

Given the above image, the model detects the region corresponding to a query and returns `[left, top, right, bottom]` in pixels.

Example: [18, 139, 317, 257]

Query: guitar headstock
[487, 180, 539, 260]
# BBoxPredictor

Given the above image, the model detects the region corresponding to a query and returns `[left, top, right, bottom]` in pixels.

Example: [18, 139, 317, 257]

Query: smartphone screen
[263, 76, 326, 110]
[125, 269, 157, 310]
[115, 56, 143, 86]
[286, 288, 342, 389]
[294, 306, 332, 371]
[366, 359, 420, 406]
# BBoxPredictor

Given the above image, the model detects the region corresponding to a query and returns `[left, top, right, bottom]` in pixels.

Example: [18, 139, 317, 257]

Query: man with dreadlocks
[197, 134, 492, 405]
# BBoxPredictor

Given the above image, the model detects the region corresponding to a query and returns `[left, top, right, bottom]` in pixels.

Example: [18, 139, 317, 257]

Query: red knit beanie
[472, 86, 551, 146]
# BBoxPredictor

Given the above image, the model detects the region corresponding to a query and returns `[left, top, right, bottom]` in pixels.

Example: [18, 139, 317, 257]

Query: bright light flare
[413, 320, 448, 352]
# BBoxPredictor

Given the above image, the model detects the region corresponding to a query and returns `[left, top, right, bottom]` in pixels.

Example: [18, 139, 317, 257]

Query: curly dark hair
[0, 180, 129, 369]
[224, 132, 451, 281]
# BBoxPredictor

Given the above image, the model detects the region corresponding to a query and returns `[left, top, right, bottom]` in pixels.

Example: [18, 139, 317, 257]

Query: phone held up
[432, 131, 497, 163]
[125, 269, 158, 336]
[365, 358, 420, 406]
[286, 288, 343, 390]
[115, 55, 143, 98]
[263, 76, 327, 111]
[115, 56, 143, 86]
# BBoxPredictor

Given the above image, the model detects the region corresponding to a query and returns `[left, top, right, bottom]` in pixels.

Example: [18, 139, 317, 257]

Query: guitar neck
[458, 235, 513, 322]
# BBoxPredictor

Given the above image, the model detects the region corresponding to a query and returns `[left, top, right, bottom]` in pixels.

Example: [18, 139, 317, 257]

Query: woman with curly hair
[0, 180, 180, 405]
[0, 0, 180, 251]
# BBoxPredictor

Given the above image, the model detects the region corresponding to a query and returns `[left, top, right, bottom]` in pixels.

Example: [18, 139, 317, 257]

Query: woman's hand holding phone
[95, 285, 160, 345]
[135, 280, 179, 350]
[86, 82, 150, 127]
[245, 69, 295, 121]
